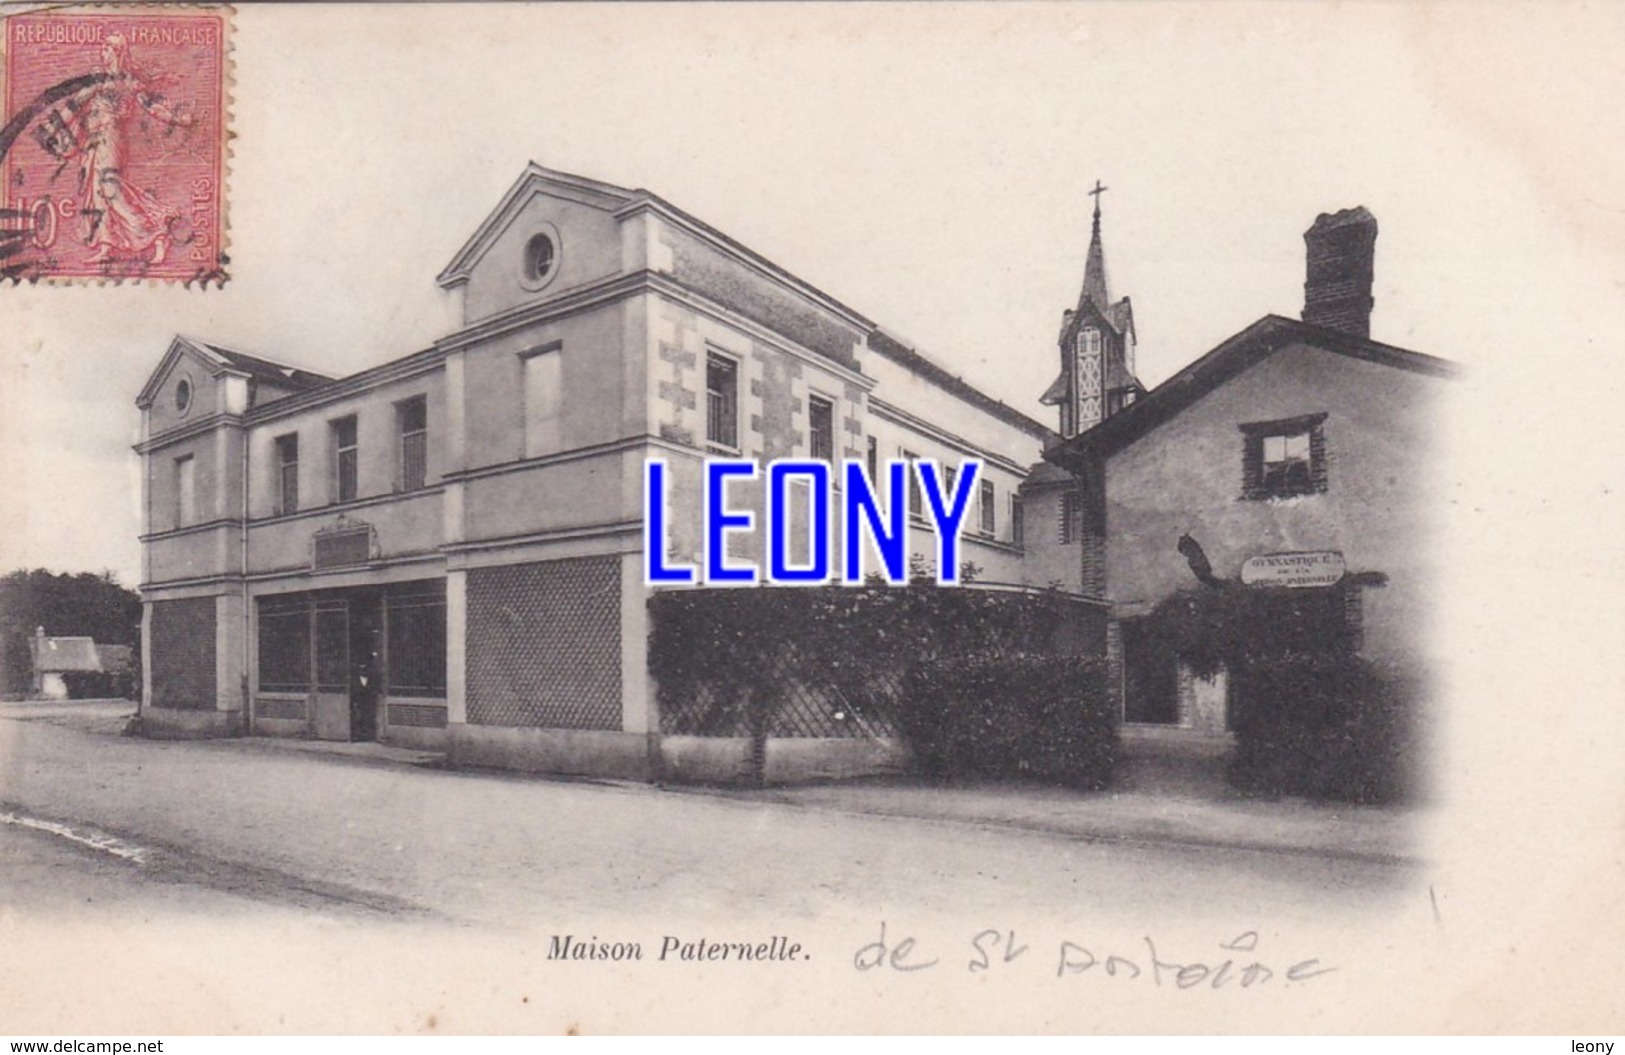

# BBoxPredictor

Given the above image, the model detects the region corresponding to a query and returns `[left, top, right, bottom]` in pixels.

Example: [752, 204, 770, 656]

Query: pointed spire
[1080, 179, 1110, 313]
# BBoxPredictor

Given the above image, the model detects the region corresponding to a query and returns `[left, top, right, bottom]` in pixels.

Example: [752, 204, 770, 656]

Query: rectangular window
[902, 449, 922, 518]
[274, 433, 299, 515]
[398, 397, 428, 492]
[1010, 494, 1025, 549]
[174, 455, 196, 527]
[808, 394, 834, 462]
[706, 352, 739, 451]
[980, 478, 996, 535]
[865, 435, 878, 481]
[1060, 490, 1081, 545]
[1241, 412, 1328, 500]
[257, 598, 310, 693]
[331, 416, 358, 504]
[523, 345, 563, 458]
[386, 582, 447, 698]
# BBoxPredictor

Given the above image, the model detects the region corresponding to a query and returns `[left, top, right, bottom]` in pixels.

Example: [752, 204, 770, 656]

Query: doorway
[306, 589, 382, 742]
[347, 589, 382, 742]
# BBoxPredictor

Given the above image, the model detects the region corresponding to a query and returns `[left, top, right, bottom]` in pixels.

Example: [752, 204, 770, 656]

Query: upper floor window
[397, 397, 428, 492]
[1077, 328, 1101, 358]
[706, 352, 739, 452]
[979, 478, 996, 535]
[174, 455, 196, 527]
[523, 344, 563, 459]
[902, 449, 922, 519]
[274, 433, 299, 515]
[174, 377, 193, 416]
[1010, 493, 1025, 549]
[808, 394, 834, 462]
[865, 435, 878, 481]
[1060, 489, 1081, 545]
[331, 416, 358, 504]
[1241, 413, 1328, 500]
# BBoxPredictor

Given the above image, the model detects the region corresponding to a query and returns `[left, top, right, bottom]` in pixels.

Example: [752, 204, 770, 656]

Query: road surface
[0, 702, 1440, 1034]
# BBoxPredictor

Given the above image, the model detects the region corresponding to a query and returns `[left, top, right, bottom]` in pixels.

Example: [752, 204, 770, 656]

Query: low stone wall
[765, 737, 908, 784]
[140, 705, 242, 739]
[657, 735, 909, 785]
[447, 723, 653, 781]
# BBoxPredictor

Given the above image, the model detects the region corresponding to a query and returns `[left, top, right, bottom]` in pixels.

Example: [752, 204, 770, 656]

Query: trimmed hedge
[61, 669, 139, 700]
[648, 584, 1114, 787]
[901, 655, 1116, 789]
[1227, 651, 1412, 805]
[1142, 585, 1417, 804]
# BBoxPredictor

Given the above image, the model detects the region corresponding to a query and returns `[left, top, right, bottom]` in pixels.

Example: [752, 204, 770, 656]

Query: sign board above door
[1240, 551, 1346, 588]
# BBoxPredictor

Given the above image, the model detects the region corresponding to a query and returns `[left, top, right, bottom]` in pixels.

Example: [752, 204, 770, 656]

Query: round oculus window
[175, 377, 193, 415]
[523, 233, 556, 284]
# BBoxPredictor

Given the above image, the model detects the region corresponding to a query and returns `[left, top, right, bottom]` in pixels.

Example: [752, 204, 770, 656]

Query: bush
[648, 584, 1105, 740]
[1227, 651, 1413, 804]
[900, 655, 1116, 789]
[61, 669, 139, 700]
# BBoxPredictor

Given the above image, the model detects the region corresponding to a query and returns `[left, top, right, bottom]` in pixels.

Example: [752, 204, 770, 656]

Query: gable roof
[439, 163, 1049, 441]
[28, 636, 103, 673]
[437, 162, 876, 334]
[1045, 314, 1460, 470]
[95, 644, 134, 673]
[436, 162, 642, 289]
[197, 342, 333, 393]
[868, 327, 1052, 440]
[135, 336, 334, 409]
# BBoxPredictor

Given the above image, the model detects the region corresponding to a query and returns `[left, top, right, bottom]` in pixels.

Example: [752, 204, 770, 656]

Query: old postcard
[1, 1, 1621, 1037]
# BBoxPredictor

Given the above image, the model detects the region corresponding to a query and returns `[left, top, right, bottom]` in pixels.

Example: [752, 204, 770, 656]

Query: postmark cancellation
[1, 5, 231, 285]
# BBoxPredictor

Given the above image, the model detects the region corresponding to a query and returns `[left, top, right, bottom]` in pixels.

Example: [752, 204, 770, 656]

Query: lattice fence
[466, 556, 621, 729]
[652, 586, 1106, 740]
[660, 647, 904, 739]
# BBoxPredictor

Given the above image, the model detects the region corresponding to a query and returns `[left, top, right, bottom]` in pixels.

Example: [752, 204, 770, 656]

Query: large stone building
[133, 164, 1453, 781]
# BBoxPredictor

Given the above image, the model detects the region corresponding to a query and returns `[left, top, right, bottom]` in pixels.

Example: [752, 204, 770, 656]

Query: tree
[0, 569, 142, 694]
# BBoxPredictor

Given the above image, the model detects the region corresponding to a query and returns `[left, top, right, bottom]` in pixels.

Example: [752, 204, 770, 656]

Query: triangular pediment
[135, 336, 231, 409]
[435, 162, 641, 289]
[1061, 298, 1122, 349]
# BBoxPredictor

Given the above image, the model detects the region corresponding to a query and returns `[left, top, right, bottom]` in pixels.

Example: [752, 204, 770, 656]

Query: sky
[4, 1, 1623, 588]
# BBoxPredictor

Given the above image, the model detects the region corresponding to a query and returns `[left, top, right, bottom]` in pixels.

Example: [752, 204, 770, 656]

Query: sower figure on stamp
[52, 33, 196, 265]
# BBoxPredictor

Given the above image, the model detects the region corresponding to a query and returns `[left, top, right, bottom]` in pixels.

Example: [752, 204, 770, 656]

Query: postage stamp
[1, 6, 230, 284]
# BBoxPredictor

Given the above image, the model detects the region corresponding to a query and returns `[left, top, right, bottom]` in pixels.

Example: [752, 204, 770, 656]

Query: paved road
[0, 703, 1434, 1033]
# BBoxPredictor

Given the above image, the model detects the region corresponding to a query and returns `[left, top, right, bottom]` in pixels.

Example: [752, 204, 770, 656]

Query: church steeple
[1079, 180, 1110, 313]
[1040, 178, 1143, 439]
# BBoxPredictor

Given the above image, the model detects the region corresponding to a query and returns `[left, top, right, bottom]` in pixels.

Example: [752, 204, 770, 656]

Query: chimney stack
[1302, 207, 1377, 338]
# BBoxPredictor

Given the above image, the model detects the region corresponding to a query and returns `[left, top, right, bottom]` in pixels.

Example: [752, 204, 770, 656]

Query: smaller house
[1043, 206, 1459, 737]
[27, 628, 105, 699]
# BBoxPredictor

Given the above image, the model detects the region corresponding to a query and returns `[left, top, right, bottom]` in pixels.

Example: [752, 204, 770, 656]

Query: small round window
[175, 377, 193, 415]
[523, 233, 556, 284]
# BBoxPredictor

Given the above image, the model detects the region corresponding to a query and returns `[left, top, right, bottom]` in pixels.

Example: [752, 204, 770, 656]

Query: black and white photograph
[1, 1, 1621, 1037]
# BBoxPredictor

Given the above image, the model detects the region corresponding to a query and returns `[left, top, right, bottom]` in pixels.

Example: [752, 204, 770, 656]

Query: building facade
[1043, 208, 1458, 733]
[133, 164, 1053, 777]
[135, 169, 1454, 777]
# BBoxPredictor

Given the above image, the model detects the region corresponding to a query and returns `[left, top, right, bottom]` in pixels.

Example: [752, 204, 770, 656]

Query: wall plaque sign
[1240, 550, 1345, 588]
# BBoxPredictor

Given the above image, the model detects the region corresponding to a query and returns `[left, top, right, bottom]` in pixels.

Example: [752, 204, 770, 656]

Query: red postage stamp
[1, 7, 229, 284]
